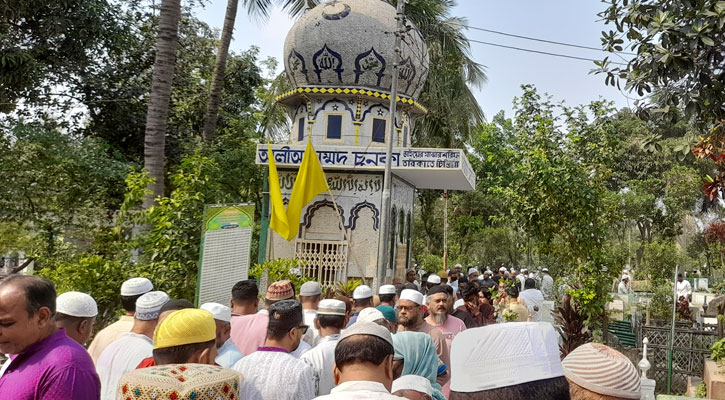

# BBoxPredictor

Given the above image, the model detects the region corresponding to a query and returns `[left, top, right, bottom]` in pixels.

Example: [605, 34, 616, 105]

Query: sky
[194, 0, 634, 122]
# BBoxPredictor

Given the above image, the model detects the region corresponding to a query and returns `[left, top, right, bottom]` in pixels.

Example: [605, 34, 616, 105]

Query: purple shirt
[0, 328, 100, 399]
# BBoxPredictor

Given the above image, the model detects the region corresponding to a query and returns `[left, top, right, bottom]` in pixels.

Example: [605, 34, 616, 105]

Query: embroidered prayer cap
[135, 291, 170, 321]
[376, 305, 397, 323]
[436, 270, 447, 279]
[265, 280, 294, 301]
[399, 289, 424, 305]
[56, 291, 98, 318]
[267, 299, 303, 331]
[392, 375, 433, 396]
[468, 267, 479, 276]
[317, 299, 346, 316]
[357, 307, 385, 323]
[426, 274, 441, 284]
[299, 281, 322, 296]
[352, 285, 373, 300]
[121, 277, 153, 296]
[562, 343, 641, 399]
[379, 284, 396, 295]
[339, 321, 393, 347]
[200, 302, 232, 323]
[154, 308, 216, 349]
[116, 363, 242, 400]
[449, 322, 564, 393]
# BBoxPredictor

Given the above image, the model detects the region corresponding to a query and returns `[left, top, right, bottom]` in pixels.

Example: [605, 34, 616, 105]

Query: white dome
[283, 0, 429, 101]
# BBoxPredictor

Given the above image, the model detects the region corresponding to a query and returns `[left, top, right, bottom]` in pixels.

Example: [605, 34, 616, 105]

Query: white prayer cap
[621, 275, 629, 280]
[56, 291, 98, 318]
[468, 267, 479, 275]
[357, 307, 385, 323]
[317, 299, 346, 316]
[135, 291, 170, 321]
[542, 268, 549, 272]
[199, 302, 231, 322]
[450, 322, 564, 393]
[399, 289, 424, 305]
[299, 281, 322, 296]
[453, 298, 465, 309]
[499, 267, 507, 272]
[427, 274, 441, 284]
[392, 375, 433, 396]
[340, 321, 393, 347]
[379, 284, 396, 295]
[484, 269, 492, 275]
[454, 263, 463, 269]
[121, 277, 153, 296]
[521, 268, 528, 273]
[352, 285, 373, 300]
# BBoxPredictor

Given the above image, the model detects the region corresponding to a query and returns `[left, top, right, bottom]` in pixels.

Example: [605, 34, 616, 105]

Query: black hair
[462, 285, 480, 301]
[444, 285, 455, 296]
[677, 272, 683, 278]
[524, 278, 536, 290]
[353, 297, 373, 308]
[0, 275, 56, 316]
[379, 293, 395, 303]
[160, 299, 194, 313]
[335, 334, 394, 370]
[450, 376, 570, 400]
[267, 300, 303, 340]
[506, 285, 520, 298]
[232, 280, 259, 303]
[120, 294, 143, 312]
[458, 276, 469, 285]
[403, 283, 419, 292]
[317, 314, 346, 329]
[480, 288, 492, 301]
[153, 339, 216, 365]
[54, 312, 93, 325]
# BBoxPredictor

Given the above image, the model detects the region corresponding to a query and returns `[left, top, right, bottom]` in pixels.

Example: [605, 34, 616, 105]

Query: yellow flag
[285, 141, 329, 240]
[267, 144, 290, 239]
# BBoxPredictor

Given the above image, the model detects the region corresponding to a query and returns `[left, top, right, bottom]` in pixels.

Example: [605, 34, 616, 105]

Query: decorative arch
[313, 44, 344, 83]
[347, 201, 380, 231]
[300, 199, 344, 236]
[354, 47, 386, 87]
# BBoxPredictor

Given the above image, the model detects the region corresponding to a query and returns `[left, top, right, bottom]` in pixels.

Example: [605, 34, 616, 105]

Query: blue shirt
[215, 338, 243, 368]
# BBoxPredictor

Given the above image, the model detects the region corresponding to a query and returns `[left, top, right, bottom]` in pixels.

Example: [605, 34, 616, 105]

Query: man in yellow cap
[152, 308, 218, 365]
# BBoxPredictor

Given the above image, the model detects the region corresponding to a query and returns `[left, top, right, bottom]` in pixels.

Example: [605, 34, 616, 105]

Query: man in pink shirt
[425, 284, 466, 398]
[229, 279, 296, 355]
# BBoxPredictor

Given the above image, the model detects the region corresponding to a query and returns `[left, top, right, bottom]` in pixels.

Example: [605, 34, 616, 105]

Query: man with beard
[424, 286, 465, 399]
[396, 289, 450, 387]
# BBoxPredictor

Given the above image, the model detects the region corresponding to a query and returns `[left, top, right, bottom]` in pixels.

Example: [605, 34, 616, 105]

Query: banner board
[196, 204, 255, 306]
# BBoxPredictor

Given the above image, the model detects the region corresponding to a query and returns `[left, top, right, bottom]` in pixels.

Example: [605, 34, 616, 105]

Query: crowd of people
[0, 265, 644, 399]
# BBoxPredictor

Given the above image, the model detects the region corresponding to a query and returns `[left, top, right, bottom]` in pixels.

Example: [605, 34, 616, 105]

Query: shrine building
[256, 0, 475, 289]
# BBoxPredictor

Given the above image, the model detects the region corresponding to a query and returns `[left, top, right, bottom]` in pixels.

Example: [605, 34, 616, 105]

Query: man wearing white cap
[392, 375, 434, 400]
[346, 285, 374, 328]
[96, 290, 169, 400]
[314, 322, 401, 399]
[301, 299, 347, 396]
[517, 268, 527, 291]
[396, 289, 450, 388]
[467, 267, 479, 282]
[541, 268, 554, 300]
[88, 277, 153, 362]
[300, 281, 322, 346]
[54, 291, 98, 345]
[199, 302, 243, 368]
[379, 284, 397, 307]
[618, 276, 631, 295]
[449, 322, 570, 399]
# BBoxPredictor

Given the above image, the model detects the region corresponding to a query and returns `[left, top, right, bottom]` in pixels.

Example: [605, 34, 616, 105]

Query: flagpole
[376, 0, 405, 291]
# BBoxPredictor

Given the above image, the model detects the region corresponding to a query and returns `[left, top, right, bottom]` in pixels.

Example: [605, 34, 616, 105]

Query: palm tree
[143, 0, 182, 207]
[243, 0, 485, 148]
[202, 0, 241, 142]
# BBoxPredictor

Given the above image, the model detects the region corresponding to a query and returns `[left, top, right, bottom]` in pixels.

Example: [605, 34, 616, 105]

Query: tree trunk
[143, 0, 181, 207]
[202, 0, 239, 142]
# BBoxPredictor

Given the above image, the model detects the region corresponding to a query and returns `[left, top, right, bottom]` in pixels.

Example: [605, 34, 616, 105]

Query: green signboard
[196, 204, 255, 306]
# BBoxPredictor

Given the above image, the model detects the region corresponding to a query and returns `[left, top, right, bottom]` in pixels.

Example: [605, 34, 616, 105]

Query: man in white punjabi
[96, 290, 169, 400]
[314, 322, 401, 399]
[300, 281, 322, 346]
[301, 299, 348, 396]
[233, 299, 315, 400]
